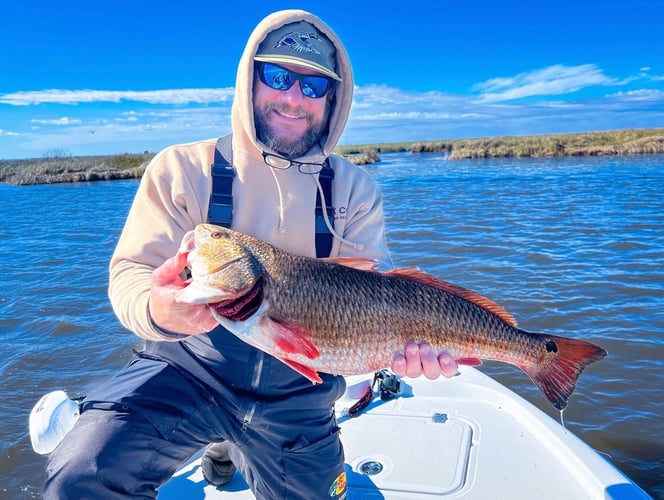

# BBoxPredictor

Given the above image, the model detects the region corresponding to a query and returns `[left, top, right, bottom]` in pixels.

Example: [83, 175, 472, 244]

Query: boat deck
[158, 367, 649, 499]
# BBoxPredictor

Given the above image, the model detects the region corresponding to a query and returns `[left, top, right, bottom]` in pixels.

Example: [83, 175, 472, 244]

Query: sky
[1, 0, 663, 159]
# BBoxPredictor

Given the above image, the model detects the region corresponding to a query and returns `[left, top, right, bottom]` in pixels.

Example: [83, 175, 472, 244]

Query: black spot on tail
[522, 334, 607, 410]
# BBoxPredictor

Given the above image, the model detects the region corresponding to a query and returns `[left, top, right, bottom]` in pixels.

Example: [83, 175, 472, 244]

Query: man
[44, 10, 457, 498]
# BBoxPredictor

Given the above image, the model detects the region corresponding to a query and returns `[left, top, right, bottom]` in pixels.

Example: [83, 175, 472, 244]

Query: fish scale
[176, 224, 608, 410]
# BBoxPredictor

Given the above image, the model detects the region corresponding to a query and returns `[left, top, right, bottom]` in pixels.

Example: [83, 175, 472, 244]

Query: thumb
[153, 251, 188, 287]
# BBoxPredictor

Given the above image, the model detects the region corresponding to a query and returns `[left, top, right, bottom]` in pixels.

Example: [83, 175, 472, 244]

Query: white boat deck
[158, 367, 650, 499]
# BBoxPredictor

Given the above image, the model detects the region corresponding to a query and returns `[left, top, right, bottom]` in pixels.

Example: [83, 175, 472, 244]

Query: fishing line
[559, 409, 567, 431]
[560, 408, 613, 460]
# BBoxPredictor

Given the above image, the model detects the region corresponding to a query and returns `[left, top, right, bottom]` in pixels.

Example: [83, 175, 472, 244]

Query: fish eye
[211, 231, 224, 239]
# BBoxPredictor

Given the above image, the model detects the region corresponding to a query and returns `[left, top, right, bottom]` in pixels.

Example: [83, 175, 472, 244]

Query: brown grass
[2, 128, 663, 185]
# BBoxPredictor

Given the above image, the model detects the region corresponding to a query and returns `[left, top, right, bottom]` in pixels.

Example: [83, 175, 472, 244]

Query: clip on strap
[208, 134, 235, 228]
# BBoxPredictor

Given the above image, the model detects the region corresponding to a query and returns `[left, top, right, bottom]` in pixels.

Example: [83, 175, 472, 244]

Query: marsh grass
[2, 129, 663, 185]
[0, 153, 153, 185]
[444, 129, 664, 159]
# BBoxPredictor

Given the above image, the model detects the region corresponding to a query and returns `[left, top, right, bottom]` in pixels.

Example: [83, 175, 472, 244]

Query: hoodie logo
[274, 32, 322, 54]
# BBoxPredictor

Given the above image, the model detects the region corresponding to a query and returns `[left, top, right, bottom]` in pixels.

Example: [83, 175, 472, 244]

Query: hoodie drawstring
[311, 174, 364, 252]
[268, 166, 287, 233]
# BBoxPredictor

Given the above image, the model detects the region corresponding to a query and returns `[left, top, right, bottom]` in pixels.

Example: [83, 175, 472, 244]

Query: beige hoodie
[108, 10, 392, 341]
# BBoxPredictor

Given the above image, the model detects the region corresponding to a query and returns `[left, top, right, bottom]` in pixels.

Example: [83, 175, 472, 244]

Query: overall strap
[208, 134, 234, 228]
[315, 164, 335, 258]
[207, 133, 335, 257]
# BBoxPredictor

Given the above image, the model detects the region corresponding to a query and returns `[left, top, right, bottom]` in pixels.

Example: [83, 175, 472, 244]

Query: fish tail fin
[521, 334, 607, 410]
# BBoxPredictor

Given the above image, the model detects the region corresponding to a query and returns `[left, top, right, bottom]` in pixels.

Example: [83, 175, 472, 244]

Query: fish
[176, 223, 607, 410]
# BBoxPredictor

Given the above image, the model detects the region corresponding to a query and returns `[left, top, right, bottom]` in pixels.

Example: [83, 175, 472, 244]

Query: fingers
[405, 342, 423, 378]
[149, 250, 218, 335]
[390, 353, 407, 376]
[391, 342, 459, 379]
[419, 343, 441, 380]
[438, 352, 459, 378]
[152, 251, 188, 287]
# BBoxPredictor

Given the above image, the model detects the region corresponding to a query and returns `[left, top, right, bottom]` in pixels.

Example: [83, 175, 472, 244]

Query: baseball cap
[254, 21, 341, 81]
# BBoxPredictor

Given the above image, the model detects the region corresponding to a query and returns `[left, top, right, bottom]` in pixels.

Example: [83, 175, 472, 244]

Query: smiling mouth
[271, 104, 307, 120]
[276, 110, 305, 120]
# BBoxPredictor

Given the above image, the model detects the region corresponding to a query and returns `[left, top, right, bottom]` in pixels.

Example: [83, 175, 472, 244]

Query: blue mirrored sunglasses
[257, 62, 334, 99]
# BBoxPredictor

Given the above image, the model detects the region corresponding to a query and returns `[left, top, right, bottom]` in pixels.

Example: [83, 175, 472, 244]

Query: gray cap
[254, 21, 341, 81]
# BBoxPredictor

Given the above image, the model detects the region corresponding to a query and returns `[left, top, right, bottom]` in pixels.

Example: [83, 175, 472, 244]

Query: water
[1, 153, 662, 498]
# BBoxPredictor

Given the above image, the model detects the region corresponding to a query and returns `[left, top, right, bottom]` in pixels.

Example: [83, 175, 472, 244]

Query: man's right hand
[148, 250, 219, 335]
[391, 342, 459, 379]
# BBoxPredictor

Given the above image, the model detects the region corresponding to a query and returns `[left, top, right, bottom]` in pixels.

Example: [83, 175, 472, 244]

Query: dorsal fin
[323, 256, 379, 272]
[386, 267, 518, 326]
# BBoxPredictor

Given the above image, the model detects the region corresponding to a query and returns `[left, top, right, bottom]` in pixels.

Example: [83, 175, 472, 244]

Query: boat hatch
[342, 409, 473, 495]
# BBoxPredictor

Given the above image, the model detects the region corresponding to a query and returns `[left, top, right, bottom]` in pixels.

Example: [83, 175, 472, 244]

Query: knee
[42, 410, 148, 498]
[43, 442, 100, 498]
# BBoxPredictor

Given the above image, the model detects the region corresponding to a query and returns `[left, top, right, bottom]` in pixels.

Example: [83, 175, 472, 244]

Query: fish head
[176, 224, 263, 305]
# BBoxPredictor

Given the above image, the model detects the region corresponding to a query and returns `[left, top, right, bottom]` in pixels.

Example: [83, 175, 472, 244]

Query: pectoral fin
[259, 317, 320, 360]
[258, 317, 323, 383]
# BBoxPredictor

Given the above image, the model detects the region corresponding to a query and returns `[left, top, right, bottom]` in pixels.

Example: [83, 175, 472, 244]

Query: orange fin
[259, 317, 320, 360]
[323, 256, 379, 271]
[520, 334, 607, 410]
[456, 357, 483, 366]
[281, 359, 323, 384]
[386, 267, 517, 327]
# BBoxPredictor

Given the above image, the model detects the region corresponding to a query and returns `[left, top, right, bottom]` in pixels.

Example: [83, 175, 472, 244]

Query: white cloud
[2, 65, 663, 159]
[0, 88, 236, 106]
[353, 84, 460, 107]
[608, 89, 664, 100]
[473, 64, 621, 102]
[31, 117, 82, 125]
[341, 78, 664, 145]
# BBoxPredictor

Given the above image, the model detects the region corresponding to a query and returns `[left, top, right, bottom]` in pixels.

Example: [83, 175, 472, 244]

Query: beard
[254, 101, 330, 159]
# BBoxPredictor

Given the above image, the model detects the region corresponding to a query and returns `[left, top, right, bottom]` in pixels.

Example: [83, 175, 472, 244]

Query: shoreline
[2, 128, 663, 186]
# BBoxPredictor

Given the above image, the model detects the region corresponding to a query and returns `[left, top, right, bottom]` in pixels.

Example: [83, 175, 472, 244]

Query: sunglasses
[257, 62, 334, 99]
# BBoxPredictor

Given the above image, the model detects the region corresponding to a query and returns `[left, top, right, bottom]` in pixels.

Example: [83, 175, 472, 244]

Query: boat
[157, 366, 651, 499]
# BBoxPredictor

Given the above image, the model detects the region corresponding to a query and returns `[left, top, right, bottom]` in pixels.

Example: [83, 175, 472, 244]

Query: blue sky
[1, 0, 663, 159]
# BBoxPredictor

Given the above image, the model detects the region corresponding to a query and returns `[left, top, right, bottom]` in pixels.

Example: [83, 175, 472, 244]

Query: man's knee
[43, 409, 163, 499]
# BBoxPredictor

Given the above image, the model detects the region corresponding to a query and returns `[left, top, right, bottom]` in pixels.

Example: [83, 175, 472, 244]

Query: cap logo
[274, 31, 322, 55]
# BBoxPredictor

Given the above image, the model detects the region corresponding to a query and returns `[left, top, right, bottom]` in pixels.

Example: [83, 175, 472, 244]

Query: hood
[231, 9, 354, 164]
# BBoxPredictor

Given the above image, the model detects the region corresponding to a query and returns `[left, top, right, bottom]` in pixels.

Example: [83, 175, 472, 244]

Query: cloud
[340, 79, 664, 145]
[607, 88, 664, 101]
[2, 64, 663, 159]
[5, 105, 234, 158]
[31, 117, 82, 125]
[0, 88, 236, 106]
[472, 64, 623, 102]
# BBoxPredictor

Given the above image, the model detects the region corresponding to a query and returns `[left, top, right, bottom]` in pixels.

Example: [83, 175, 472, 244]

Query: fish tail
[520, 334, 607, 410]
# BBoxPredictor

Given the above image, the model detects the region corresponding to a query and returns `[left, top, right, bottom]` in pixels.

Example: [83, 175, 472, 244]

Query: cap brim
[254, 54, 342, 81]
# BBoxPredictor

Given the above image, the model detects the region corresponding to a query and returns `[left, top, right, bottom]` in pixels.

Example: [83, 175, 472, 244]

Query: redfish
[176, 224, 607, 410]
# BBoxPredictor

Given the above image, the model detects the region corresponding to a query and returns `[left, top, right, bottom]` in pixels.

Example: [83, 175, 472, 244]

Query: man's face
[253, 62, 332, 159]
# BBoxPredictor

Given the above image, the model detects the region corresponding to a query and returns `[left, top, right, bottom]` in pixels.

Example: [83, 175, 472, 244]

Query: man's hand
[391, 342, 458, 379]
[149, 250, 218, 335]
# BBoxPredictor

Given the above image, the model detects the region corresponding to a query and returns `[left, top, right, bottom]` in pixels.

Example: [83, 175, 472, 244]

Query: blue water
[1, 153, 662, 498]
